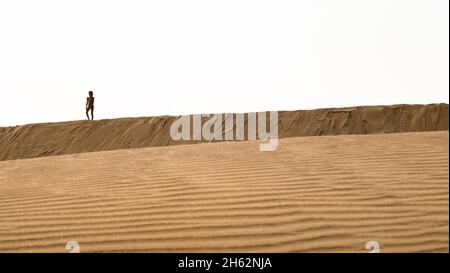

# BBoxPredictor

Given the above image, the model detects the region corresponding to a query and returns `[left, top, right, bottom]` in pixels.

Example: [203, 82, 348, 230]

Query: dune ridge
[0, 131, 448, 252]
[0, 103, 448, 161]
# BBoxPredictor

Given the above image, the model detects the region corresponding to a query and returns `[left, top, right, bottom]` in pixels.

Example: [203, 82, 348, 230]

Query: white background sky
[0, 0, 448, 126]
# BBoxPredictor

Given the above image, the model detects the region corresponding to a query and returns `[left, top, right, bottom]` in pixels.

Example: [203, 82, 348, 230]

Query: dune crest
[0, 103, 448, 161]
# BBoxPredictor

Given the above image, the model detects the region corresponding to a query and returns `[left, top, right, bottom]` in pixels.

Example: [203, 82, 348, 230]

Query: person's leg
[86, 109, 90, 120]
[90, 107, 94, 120]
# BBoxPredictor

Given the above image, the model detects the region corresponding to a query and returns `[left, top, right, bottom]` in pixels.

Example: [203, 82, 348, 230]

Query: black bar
[0, 253, 447, 272]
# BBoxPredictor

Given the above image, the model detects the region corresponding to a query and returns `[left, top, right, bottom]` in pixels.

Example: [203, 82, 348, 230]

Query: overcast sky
[0, 0, 448, 126]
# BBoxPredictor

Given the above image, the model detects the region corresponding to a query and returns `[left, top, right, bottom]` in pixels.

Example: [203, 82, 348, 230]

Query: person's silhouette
[86, 91, 95, 120]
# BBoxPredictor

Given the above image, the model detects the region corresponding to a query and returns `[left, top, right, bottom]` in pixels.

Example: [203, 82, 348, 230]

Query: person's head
[89, 91, 93, 97]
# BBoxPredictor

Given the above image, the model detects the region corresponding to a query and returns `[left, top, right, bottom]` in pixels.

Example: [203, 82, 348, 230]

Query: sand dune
[0, 131, 448, 253]
[0, 103, 448, 161]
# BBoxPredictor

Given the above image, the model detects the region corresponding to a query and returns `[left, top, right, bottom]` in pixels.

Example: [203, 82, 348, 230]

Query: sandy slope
[0, 131, 448, 253]
[0, 103, 448, 161]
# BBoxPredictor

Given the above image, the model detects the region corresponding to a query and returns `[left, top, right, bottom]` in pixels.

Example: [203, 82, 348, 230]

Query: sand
[0, 131, 448, 253]
[0, 103, 448, 161]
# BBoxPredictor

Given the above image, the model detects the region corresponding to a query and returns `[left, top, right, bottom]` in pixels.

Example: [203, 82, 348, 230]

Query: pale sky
[0, 0, 448, 126]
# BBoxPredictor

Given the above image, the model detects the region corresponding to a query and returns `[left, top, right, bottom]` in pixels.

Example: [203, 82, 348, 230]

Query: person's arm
[86, 98, 89, 109]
